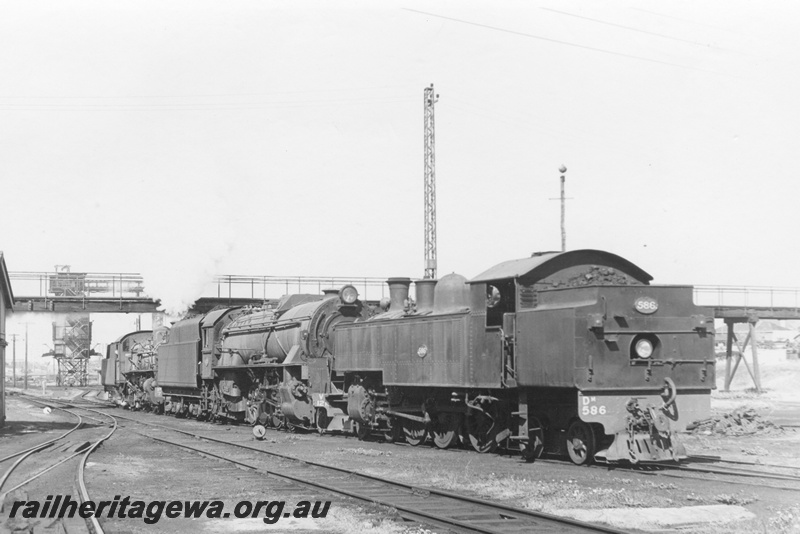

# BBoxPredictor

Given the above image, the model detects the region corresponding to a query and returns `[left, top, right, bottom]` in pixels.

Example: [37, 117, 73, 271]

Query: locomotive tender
[102, 249, 715, 465]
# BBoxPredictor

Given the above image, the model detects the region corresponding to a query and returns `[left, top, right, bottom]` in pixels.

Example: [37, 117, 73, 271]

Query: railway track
[688, 453, 800, 473]
[666, 458, 800, 483]
[29, 390, 800, 491]
[0, 404, 83, 466]
[1, 395, 118, 534]
[527, 454, 800, 493]
[522, 454, 800, 493]
[16, 390, 800, 532]
[22, 393, 626, 534]
[23, 390, 800, 490]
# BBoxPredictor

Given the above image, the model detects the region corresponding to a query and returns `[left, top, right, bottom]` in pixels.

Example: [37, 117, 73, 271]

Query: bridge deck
[712, 307, 800, 321]
[13, 295, 161, 313]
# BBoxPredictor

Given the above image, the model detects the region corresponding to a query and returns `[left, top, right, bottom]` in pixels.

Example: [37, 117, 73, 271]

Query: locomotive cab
[471, 249, 715, 464]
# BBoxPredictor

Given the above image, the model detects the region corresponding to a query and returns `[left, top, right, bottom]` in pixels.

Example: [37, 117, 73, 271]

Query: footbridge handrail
[693, 285, 800, 311]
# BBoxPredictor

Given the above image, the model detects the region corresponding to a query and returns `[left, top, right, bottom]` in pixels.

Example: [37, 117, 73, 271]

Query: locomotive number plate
[580, 395, 607, 416]
[634, 297, 658, 314]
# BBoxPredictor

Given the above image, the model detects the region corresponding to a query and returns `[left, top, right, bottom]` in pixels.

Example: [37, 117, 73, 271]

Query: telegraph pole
[24, 323, 29, 390]
[10, 333, 18, 385]
[423, 84, 439, 279]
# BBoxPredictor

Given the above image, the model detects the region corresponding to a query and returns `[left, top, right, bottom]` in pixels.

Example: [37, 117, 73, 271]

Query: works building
[0, 251, 14, 427]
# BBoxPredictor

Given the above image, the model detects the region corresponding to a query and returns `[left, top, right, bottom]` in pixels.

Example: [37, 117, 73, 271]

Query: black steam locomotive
[102, 249, 715, 465]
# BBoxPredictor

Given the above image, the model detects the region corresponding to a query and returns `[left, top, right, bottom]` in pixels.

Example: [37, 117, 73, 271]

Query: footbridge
[10, 270, 158, 313]
[8, 270, 389, 314]
[694, 285, 800, 393]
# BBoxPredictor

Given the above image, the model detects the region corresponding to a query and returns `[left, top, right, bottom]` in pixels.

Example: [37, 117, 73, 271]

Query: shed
[0, 252, 15, 427]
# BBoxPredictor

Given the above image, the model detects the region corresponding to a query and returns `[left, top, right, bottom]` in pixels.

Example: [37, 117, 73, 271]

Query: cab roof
[470, 249, 653, 284]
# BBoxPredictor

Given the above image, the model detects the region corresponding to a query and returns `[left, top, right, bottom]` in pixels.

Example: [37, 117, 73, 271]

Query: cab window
[486, 280, 515, 327]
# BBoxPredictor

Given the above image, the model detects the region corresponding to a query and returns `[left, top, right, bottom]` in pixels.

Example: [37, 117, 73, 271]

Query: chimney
[414, 279, 437, 313]
[386, 278, 412, 311]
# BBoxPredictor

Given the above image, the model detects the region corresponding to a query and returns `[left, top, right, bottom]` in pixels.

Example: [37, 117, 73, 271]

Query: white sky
[2, 0, 799, 322]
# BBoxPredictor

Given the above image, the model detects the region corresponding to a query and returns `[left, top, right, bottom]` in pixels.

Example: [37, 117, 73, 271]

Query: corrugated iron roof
[470, 249, 652, 284]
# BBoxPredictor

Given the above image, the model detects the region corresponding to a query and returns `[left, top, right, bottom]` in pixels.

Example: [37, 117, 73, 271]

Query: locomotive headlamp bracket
[691, 315, 711, 333]
[588, 313, 605, 338]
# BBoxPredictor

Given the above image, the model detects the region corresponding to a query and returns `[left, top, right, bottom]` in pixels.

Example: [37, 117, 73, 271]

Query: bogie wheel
[565, 420, 597, 465]
[432, 413, 462, 449]
[520, 416, 545, 462]
[404, 420, 428, 446]
[465, 410, 499, 453]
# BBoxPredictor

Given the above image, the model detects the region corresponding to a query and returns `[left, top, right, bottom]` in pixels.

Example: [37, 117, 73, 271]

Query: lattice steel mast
[423, 84, 439, 279]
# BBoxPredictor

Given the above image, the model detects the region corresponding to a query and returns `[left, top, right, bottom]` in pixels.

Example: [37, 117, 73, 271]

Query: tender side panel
[157, 340, 201, 387]
[332, 320, 385, 371]
[157, 317, 203, 388]
[335, 313, 493, 387]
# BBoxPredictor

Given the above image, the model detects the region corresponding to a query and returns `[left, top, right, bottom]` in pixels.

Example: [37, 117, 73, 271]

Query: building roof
[470, 249, 653, 284]
[0, 251, 13, 310]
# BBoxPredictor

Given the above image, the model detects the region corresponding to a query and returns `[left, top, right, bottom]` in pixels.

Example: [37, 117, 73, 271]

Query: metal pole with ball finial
[559, 165, 567, 252]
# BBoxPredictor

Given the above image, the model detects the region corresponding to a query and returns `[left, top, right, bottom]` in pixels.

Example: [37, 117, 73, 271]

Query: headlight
[339, 285, 359, 304]
[635, 338, 653, 359]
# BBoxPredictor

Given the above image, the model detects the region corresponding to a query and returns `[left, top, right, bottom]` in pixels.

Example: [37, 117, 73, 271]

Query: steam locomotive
[101, 249, 715, 465]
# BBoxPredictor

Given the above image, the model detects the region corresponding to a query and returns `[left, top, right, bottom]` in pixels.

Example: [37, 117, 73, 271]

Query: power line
[0, 96, 416, 112]
[629, 7, 745, 36]
[0, 84, 419, 100]
[540, 7, 724, 49]
[403, 8, 717, 73]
